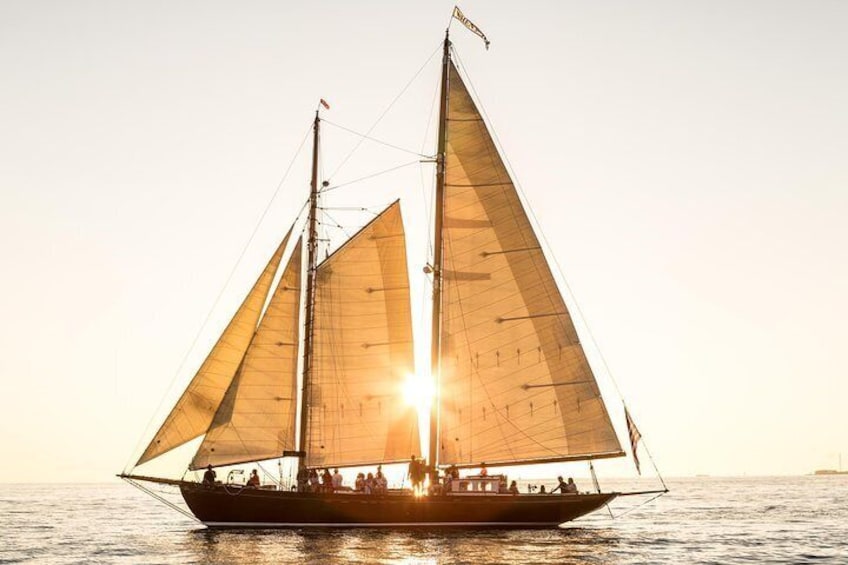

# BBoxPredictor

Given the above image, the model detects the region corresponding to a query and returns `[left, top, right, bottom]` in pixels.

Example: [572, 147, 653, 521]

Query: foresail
[437, 63, 623, 467]
[306, 201, 420, 468]
[137, 229, 292, 466]
[190, 239, 303, 470]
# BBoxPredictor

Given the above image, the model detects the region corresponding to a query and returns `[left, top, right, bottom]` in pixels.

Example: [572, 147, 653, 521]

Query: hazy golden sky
[1, 0, 846, 482]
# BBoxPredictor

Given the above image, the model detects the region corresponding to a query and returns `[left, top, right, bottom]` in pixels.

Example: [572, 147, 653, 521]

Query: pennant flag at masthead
[452, 6, 490, 50]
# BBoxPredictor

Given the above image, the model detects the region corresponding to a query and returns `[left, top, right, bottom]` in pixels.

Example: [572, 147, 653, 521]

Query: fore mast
[297, 109, 322, 478]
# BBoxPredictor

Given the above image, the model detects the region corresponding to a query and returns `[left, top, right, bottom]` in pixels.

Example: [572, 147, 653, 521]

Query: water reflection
[180, 526, 621, 564]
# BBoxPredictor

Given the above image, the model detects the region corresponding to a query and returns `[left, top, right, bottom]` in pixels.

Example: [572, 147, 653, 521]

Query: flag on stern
[452, 6, 490, 50]
[625, 406, 642, 475]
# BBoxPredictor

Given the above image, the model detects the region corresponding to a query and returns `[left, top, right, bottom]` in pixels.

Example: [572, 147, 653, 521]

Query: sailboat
[120, 13, 666, 528]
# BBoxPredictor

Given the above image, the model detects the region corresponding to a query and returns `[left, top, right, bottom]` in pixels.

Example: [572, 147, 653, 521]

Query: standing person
[365, 472, 375, 495]
[479, 462, 488, 477]
[202, 465, 216, 487]
[332, 468, 343, 490]
[551, 476, 568, 494]
[408, 455, 421, 494]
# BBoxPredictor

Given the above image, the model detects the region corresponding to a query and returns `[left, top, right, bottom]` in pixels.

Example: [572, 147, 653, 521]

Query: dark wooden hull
[180, 483, 618, 528]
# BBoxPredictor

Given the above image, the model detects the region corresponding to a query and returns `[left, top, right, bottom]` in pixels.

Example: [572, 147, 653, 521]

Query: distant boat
[120, 11, 666, 528]
[813, 454, 847, 475]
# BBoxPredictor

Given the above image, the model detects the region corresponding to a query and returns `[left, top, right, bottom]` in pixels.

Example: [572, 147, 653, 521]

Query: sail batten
[306, 201, 420, 469]
[189, 239, 304, 470]
[437, 62, 622, 467]
[137, 228, 293, 466]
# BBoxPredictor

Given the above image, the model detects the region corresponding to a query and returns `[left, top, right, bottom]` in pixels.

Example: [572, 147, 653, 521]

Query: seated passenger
[322, 468, 333, 493]
[479, 462, 488, 477]
[565, 477, 578, 494]
[308, 469, 320, 492]
[539, 485, 547, 494]
[332, 468, 343, 490]
[354, 472, 365, 492]
[508, 480, 519, 495]
[375, 471, 388, 495]
[246, 469, 260, 488]
[365, 472, 375, 495]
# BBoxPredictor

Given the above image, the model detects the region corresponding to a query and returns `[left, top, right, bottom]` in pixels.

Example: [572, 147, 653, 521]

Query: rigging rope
[420, 71, 441, 259]
[121, 477, 201, 523]
[323, 119, 432, 159]
[610, 490, 667, 519]
[320, 206, 382, 215]
[328, 42, 442, 180]
[321, 160, 421, 193]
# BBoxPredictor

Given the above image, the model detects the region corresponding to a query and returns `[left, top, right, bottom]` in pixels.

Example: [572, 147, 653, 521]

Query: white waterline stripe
[203, 521, 560, 528]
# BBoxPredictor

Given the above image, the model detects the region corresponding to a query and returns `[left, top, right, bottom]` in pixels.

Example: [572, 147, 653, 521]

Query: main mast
[298, 110, 321, 475]
[428, 31, 451, 483]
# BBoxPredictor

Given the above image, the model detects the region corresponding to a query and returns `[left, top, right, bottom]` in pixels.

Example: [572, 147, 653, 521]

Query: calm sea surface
[1, 477, 845, 564]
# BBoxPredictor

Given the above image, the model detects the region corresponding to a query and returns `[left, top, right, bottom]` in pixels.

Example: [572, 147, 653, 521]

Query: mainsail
[437, 63, 623, 467]
[306, 201, 420, 468]
[137, 229, 292, 466]
[190, 240, 303, 470]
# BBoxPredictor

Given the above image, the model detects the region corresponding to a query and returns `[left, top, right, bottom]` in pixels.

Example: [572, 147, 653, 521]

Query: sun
[402, 372, 435, 413]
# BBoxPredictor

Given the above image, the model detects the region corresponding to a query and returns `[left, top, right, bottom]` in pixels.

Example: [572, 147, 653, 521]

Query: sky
[1, 0, 846, 483]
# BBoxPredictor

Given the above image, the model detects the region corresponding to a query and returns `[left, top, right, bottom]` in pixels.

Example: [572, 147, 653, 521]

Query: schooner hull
[180, 484, 618, 528]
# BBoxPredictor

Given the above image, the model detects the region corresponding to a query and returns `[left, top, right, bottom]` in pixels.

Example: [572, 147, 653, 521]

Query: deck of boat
[177, 481, 618, 528]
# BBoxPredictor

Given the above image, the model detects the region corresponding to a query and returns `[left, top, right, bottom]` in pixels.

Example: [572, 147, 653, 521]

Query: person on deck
[297, 466, 309, 492]
[354, 472, 365, 492]
[247, 469, 260, 488]
[202, 465, 216, 487]
[479, 462, 488, 477]
[308, 469, 320, 492]
[551, 476, 567, 494]
[551, 476, 578, 494]
[508, 480, 519, 495]
[365, 472, 375, 495]
[322, 468, 333, 493]
[375, 470, 388, 495]
[332, 468, 343, 490]
[429, 469, 444, 496]
[408, 455, 422, 494]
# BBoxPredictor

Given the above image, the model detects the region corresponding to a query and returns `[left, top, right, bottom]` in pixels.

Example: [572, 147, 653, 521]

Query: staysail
[190, 239, 303, 470]
[137, 229, 292, 466]
[306, 201, 420, 468]
[437, 63, 623, 467]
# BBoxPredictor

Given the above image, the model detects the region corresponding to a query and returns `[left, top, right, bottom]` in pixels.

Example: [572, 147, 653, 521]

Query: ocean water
[1, 477, 845, 564]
